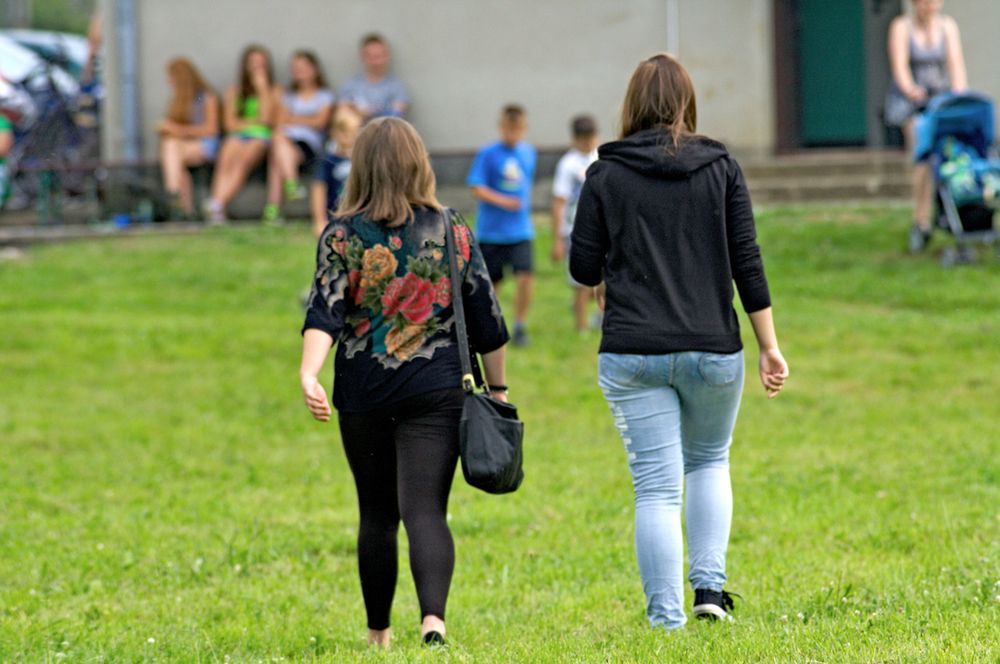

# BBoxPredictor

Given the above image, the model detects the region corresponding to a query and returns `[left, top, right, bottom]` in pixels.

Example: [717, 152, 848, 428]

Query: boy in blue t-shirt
[310, 107, 362, 238]
[467, 104, 537, 346]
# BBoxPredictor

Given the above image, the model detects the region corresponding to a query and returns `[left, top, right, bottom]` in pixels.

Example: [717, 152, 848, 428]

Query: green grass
[1, 206, 998, 662]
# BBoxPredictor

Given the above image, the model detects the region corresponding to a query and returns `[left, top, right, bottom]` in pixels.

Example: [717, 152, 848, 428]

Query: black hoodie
[570, 130, 771, 355]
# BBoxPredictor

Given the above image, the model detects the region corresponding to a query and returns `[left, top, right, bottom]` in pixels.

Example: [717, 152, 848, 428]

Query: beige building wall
[677, 0, 774, 156]
[100, 0, 779, 160]
[947, 0, 1000, 129]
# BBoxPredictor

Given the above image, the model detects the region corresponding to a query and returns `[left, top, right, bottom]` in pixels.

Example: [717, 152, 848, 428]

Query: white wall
[947, 0, 1000, 131]
[677, 0, 774, 155]
[101, 0, 782, 161]
[101, 0, 662, 159]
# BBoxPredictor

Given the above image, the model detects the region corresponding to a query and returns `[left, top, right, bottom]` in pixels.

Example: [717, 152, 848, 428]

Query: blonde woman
[886, 0, 968, 252]
[158, 58, 219, 218]
[300, 118, 509, 648]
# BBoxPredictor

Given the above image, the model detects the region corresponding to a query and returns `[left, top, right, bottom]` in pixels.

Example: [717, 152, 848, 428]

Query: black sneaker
[422, 630, 446, 647]
[908, 223, 931, 254]
[693, 589, 738, 621]
[512, 325, 530, 347]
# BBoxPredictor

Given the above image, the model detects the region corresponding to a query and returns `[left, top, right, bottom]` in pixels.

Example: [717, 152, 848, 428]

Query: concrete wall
[948, 0, 1000, 131]
[98, 0, 1000, 163]
[100, 0, 781, 161]
[676, 0, 774, 156]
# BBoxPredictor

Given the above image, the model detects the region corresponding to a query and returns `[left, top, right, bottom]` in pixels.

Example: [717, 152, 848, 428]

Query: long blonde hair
[166, 58, 213, 124]
[620, 53, 697, 145]
[336, 117, 442, 226]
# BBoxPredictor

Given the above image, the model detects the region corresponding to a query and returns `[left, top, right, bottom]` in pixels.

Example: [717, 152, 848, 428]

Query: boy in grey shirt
[338, 33, 409, 120]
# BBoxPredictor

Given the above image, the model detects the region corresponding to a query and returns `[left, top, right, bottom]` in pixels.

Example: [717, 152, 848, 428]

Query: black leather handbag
[444, 211, 525, 494]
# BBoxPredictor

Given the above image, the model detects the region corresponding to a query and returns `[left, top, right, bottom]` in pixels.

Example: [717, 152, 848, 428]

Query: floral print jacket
[303, 206, 509, 412]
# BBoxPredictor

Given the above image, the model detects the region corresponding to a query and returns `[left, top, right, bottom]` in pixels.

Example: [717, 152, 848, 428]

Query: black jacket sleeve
[452, 213, 510, 354]
[569, 165, 609, 287]
[302, 221, 348, 337]
[725, 159, 771, 313]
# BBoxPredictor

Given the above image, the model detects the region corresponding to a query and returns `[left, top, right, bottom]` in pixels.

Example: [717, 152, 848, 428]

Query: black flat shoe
[422, 630, 446, 646]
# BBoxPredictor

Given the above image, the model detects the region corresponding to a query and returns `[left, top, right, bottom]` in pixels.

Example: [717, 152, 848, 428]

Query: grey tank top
[909, 20, 949, 95]
[190, 94, 206, 125]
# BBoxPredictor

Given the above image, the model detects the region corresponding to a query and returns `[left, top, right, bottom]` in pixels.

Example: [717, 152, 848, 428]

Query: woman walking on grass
[570, 53, 788, 629]
[299, 117, 509, 648]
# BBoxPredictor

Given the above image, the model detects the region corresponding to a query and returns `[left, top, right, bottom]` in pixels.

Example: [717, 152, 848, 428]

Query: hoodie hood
[598, 130, 729, 179]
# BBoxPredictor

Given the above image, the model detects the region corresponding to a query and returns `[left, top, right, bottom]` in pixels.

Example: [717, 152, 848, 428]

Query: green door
[797, 0, 868, 146]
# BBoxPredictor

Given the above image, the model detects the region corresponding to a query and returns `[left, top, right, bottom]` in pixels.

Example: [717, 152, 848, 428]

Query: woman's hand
[488, 389, 509, 403]
[301, 374, 332, 421]
[758, 347, 789, 399]
[251, 69, 270, 93]
[551, 237, 566, 262]
[594, 283, 606, 311]
[161, 119, 188, 137]
[905, 85, 928, 103]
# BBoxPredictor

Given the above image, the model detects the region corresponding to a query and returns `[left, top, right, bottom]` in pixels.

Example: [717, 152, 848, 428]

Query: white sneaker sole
[693, 603, 733, 621]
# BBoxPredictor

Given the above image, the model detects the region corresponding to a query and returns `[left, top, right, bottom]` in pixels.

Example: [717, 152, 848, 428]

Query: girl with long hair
[262, 50, 335, 223]
[158, 58, 219, 218]
[570, 53, 788, 629]
[205, 44, 277, 223]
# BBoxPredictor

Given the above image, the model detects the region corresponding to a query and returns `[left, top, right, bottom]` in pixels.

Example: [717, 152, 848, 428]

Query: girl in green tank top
[206, 45, 277, 223]
[237, 95, 272, 141]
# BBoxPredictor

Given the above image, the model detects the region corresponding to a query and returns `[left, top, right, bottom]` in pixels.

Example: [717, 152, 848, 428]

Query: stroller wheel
[956, 244, 977, 264]
[941, 245, 977, 267]
[941, 246, 958, 268]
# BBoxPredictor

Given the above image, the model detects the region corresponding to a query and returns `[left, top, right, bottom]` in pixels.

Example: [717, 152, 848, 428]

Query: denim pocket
[598, 353, 647, 390]
[697, 352, 743, 387]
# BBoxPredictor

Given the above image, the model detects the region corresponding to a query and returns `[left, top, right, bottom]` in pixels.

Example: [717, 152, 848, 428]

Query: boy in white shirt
[551, 115, 600, 333]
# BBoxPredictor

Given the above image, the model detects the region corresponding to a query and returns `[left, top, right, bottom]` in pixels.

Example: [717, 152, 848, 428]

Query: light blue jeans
[598, 351, 744, 629]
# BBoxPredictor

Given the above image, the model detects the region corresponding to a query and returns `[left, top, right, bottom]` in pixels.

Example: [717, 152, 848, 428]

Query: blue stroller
[914, 93, 1000, 266]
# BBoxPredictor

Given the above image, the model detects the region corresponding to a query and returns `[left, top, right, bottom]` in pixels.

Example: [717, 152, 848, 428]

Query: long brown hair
[237, 44, 274, 103]
[336, 117, 442, 227]
[166, 58, 212, 124]
[291, 50, 328, 92]
[620, 53, 697, 145]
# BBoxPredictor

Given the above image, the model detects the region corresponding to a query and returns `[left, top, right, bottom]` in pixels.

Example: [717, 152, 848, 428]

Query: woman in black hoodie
[570, 54, 788, 629]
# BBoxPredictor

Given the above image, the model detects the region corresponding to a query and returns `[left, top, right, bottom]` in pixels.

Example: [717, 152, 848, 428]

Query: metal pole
[114, 0, 141, 161]
[666, 0, 680, 55]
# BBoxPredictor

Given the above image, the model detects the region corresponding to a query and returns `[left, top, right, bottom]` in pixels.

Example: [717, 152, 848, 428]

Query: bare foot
[368, 627, 391, 649]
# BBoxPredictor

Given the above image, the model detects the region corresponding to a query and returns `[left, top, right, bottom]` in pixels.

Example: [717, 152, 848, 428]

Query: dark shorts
[480, 240, 534, 282]
[294, 140, 318, 164]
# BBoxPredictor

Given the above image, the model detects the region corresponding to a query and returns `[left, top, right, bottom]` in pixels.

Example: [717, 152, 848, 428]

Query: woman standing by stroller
[300, 118, 509, 648]
[570, 53, 788, 630]
[886, 0, 968, 252]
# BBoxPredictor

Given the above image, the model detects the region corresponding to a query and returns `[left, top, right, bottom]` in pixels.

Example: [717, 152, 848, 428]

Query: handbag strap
[443, 208, 476, 393]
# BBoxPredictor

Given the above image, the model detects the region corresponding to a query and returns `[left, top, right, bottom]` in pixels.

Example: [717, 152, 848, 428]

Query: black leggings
[338, 388, 464, 630]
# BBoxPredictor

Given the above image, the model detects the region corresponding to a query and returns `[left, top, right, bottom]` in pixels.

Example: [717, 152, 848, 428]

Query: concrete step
[741, 152, 909, 180]
[747, 173, 912, 204]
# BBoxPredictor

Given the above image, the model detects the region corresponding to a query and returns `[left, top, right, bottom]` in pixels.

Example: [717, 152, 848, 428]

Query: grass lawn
[0, 205, 998, 662]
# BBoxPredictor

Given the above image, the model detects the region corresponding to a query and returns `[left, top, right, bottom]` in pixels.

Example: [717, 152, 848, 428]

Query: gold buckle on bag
[462, 373, 476, 392]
